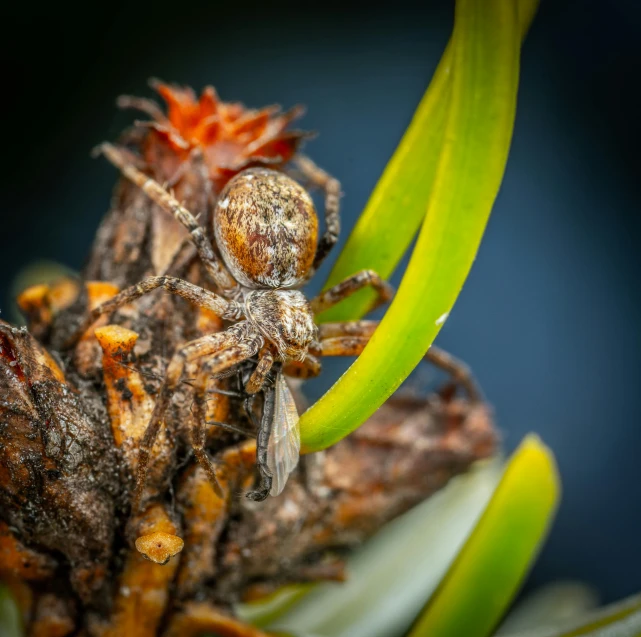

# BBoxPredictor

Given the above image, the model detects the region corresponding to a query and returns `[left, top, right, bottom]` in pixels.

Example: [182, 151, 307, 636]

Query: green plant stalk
[301, 0, 523, 452]
[317, 0, 539, 323]
[0, 584, 22, 637]
[407, 435, 560, 637]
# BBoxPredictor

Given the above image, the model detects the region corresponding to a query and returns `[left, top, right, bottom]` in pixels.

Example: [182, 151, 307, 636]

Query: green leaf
[301, 0, 530, 453]
[260, 459, 502, 637]
[407, 434, 561, 637]
[316, 0, 539, 324]
[235, 584, 314, 628]
[0, 584, 23, 637]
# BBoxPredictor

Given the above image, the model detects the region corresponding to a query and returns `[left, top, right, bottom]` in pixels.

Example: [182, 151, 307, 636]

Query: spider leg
[207, 387, 245, 398]
[133, 328, 261, 511]
[65, 275, 237, 348]
[282, 353, 322, 380]
[96, 142, 240, 298]
[244, 348, 274, 394]
[293, 154, 341, 272]
[116, 94, 169, 124]
[244, 393, 259, 430]
[317, 320, 378, 339]
[206, 420, 256, 438]
[310, 270, 394, 314]
[191, 368, 226, 498]
[318, 321, 482, 402]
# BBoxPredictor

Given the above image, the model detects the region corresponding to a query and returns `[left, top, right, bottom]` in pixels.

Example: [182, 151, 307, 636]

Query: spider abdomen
[213, 168, 319, 289]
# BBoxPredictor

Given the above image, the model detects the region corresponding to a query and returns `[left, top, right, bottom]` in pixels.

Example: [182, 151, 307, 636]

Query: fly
[266, 372, 301, 496]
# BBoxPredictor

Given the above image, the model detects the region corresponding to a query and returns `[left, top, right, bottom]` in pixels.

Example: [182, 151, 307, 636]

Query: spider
[68, 142, 478, 506]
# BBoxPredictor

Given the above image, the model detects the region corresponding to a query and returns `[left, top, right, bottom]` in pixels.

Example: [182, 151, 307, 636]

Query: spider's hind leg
[293, 154, 342, 272]
[318, 321, 483, 402]
[310, 270, 394, 315]
[133, 329, 259, 512]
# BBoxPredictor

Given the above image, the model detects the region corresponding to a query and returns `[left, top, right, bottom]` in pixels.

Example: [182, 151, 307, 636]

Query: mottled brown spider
[68, 141, 477, 506]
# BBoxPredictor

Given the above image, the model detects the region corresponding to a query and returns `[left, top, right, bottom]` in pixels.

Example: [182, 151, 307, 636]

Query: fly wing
[266, 373, 301, 496]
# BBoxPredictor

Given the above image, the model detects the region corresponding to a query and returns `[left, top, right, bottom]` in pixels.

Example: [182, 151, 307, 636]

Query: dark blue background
[3, 0, 640, 604]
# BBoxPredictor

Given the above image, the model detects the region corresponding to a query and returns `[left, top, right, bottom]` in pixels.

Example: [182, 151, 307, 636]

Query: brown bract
[0, 321, 116, 603]
[214, 168, 318, 288]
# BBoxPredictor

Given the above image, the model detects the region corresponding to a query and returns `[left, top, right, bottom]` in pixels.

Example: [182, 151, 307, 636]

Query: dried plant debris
[0, 322, 117, 604]
[1, 81, 498, 636]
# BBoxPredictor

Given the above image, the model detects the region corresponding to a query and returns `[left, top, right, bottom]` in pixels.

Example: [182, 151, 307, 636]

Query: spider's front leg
[96, 142, 240, 298]
[133, 327, 261, 511]
[317, 321, 483, 402]
[64, 275, 239, 348]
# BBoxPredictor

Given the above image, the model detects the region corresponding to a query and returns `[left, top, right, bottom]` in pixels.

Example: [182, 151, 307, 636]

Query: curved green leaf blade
[235, 584, 313, 628]
[317, 0, 539, 324]
[301, 0, 525, 452]
[408, 434, 561, 637]
[0, 584, 23, 637]
[261, 459, 502, 637]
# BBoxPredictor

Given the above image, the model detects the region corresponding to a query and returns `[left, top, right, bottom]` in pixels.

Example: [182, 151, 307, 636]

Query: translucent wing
[266, 373, 301, 496]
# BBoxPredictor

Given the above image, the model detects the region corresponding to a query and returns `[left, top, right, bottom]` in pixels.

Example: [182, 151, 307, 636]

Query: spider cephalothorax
[244, 290, 317, 362]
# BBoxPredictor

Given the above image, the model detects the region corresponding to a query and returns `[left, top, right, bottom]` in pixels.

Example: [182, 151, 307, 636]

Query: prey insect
[210, 361, 300, 498]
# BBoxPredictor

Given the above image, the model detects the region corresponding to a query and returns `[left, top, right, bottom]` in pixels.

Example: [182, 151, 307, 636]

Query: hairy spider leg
[116, 94, 169, 124]
[65, 275, 237, 348]
[245, 348, 275, 395]
[293, 154, 342, 272]
[317, 321, 482, 402]
[310, 269, 394, 315]
[207, 357, 285, 501]
[133, 329, 261, 511]
[97, 142, 240, 298]
[191, 367, 226, 497]
[157, 151, 213, 275]
[282, 353, 322, 380]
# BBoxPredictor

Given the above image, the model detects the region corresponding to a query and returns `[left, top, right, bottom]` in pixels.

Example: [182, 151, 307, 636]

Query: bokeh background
[3, 0, 640, 605]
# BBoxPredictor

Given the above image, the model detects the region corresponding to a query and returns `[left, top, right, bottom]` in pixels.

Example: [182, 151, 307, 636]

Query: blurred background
[2, 0, 639, 606]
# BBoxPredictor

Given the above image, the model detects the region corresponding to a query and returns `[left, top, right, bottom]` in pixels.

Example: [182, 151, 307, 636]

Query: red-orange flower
[121, 80, 311, 192]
